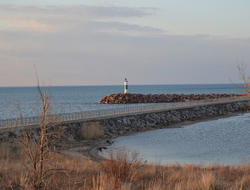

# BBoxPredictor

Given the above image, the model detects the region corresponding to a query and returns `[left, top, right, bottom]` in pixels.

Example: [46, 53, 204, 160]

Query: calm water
[103, 113, 250, 165]
[0, 84, 244, 120]
[1, 84, 249, 165]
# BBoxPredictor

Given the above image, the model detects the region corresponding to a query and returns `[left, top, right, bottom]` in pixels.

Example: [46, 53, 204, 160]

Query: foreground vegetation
[1, 142, 250, 190]
[1, 70, 249, 190]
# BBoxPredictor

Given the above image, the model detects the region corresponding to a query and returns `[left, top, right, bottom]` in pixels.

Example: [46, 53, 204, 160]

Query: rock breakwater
[1, 99, 249, 142]
[99, 93, 244, 104]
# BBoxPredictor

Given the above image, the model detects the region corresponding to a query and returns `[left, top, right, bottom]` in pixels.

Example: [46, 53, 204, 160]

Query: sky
[0, 0, 249, 86]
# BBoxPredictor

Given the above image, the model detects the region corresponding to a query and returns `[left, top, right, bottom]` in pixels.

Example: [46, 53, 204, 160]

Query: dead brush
[100, 151, 141, 189]
[0, 142, 24, 161]
[16, 80, 65, 190]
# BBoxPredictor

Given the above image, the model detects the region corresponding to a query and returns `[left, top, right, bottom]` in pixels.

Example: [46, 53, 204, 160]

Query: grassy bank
[1, 142, 250, 190]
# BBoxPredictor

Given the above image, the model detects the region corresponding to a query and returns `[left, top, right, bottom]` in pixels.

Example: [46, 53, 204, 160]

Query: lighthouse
[124, 78, 128, 94]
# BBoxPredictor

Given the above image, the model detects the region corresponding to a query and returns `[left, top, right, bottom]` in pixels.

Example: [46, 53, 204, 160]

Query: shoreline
[1, 97, 249, 165]
[66, 110, 249, 163]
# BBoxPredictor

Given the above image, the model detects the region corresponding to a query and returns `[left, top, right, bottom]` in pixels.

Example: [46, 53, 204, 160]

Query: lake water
[1, 84, 249, 165]
[103, 113, 250, 165]
[0, 84, 244, 120]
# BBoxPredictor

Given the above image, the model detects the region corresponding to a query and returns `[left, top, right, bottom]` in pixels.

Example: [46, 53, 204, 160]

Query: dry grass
[1, 142, 250, 190]
[0, 142, 24, 160]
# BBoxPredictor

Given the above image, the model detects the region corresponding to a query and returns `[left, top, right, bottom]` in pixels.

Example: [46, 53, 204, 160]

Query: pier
[0, 96, 249, 129]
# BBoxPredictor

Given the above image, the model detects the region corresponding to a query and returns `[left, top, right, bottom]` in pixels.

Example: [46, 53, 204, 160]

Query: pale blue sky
[0, 0, 249, 86]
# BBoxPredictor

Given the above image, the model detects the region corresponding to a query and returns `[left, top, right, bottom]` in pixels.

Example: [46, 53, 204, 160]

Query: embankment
[1, 98, 249, 143]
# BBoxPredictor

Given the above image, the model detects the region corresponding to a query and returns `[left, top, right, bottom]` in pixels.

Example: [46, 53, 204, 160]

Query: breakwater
[97, 100, 249, 138]
[1, 97, 249, 143]
[99, 93, 244, 104]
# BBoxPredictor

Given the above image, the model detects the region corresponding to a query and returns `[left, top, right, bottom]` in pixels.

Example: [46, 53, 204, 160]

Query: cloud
[0, 5, 154, 18]
[0, 4, 249, 86]
[1, 26, 249, 86]
[90, 21, 164, 36]
[0, 17, 54, 32]
[0, 5, 158, 34]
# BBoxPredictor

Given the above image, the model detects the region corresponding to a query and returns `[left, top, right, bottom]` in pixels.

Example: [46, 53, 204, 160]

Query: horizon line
[0, 82, 244, 88]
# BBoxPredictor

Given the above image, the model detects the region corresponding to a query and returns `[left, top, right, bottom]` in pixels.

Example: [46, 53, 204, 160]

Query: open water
[0, 84, 244, 120]
[0, 84, 249, 165]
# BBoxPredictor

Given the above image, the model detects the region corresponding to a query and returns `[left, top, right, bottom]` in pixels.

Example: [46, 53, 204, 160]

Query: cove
[103, 113, 250, 165]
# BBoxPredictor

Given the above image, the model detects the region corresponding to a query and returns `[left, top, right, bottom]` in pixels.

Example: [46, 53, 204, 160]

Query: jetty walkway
[0, 96, 249, 129]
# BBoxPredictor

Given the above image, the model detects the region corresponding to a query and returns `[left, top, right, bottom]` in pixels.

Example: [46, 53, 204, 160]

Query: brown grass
[1, 142, 250, 190]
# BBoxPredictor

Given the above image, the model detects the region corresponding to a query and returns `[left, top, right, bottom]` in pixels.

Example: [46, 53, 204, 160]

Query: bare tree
[237, 64, 250, 94]
[19, 81, 66, 189]
[37, 86, 50, 189]
[19, 85, 50, 189]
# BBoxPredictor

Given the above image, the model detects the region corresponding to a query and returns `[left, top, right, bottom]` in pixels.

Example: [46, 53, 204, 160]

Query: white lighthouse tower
[124, 78, 128, 94]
